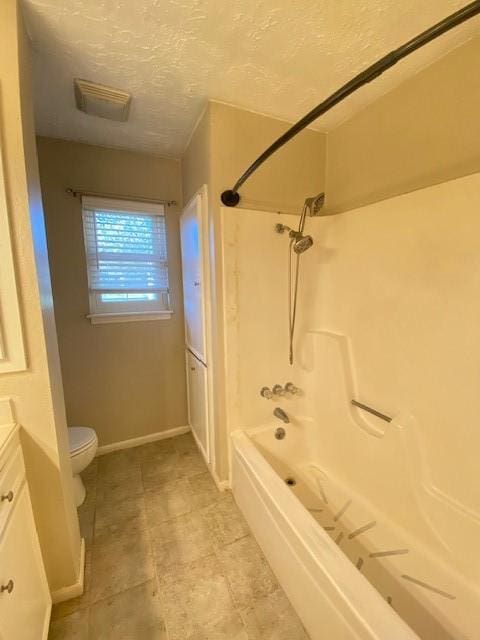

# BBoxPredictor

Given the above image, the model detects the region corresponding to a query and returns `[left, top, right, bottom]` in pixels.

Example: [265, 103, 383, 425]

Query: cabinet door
[180, 194, 207, 363]
[0, 486, 51, 640]
[186, 351, 209, 462]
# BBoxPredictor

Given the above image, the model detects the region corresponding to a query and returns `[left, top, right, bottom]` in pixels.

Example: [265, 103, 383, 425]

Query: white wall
[221, 172, 480, 588]
[221, 207, 307, 433]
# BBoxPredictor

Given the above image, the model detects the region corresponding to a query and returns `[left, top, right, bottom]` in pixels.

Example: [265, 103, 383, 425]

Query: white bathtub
[231, 424, 475, 640]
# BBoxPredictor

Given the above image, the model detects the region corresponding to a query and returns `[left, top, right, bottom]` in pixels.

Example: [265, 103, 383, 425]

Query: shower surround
[220, 172, 480, 639]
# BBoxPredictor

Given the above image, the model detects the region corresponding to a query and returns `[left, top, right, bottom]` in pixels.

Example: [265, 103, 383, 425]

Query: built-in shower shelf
[288, 461, 479, 639]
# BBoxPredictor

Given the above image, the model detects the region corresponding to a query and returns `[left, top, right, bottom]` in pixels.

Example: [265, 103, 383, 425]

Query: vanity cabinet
[0, 426, 51, 640]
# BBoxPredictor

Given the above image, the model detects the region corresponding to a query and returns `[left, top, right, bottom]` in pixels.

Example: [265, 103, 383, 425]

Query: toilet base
[72, 474, 86, 507]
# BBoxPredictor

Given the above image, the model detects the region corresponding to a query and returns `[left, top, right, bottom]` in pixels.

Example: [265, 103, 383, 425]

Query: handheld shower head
[274, 218, 314, 253]
[276, 226, 314, 253]
[293, 234, 313, 254]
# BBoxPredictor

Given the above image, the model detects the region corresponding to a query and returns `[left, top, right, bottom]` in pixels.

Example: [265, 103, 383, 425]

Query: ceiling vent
[74, 78, 131, 122]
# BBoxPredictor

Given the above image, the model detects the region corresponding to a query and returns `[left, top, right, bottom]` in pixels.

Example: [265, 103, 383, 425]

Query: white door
[180, 194, 207, 363]
[186, 350, 209, 462]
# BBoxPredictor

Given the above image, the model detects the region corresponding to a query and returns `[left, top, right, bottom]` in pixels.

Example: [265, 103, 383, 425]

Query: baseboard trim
[190, 428, 229, 492]
[211, 467, 230, 492]
[96, 426, 191, 456]
[51, 538, 85, 604]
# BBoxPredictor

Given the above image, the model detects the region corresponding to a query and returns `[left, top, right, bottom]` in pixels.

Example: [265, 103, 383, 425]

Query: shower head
[275, 223, 314, 254]
[305, 192, 325, 216]
[293, 234, 313, 254]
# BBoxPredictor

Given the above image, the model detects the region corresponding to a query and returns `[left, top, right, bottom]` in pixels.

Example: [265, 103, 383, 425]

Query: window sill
[87, 311, 173, 325]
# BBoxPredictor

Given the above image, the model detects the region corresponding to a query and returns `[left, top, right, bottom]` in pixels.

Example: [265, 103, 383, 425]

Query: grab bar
[351, 400, 392, 423]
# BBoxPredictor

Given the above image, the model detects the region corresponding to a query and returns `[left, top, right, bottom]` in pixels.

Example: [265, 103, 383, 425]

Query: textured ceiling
[23, 0, 480, 157]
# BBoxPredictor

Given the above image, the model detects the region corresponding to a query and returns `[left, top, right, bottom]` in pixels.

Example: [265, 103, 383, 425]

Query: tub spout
[273, 407, 289, 423]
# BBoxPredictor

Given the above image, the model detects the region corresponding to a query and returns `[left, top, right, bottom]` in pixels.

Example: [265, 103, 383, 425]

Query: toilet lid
[69, 427, 97, 455]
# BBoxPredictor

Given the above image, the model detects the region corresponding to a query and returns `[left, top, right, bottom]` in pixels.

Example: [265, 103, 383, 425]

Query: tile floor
[48, 432, 309, 640]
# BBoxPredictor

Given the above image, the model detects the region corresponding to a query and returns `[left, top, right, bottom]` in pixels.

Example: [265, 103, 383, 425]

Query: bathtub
[231, 424, 475, 640]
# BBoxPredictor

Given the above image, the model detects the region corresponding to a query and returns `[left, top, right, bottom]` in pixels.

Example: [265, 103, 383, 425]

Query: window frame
[81, 196, 173, 324]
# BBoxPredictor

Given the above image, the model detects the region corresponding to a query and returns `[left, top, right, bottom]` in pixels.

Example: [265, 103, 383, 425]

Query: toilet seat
[69, 426, 97, 457]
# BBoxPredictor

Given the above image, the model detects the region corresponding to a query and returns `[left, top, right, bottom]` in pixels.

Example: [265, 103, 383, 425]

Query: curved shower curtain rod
[221, 1, 480, 208]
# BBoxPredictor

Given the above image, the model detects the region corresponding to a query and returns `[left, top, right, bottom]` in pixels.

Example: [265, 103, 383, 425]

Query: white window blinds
[82, 196, 171, 318]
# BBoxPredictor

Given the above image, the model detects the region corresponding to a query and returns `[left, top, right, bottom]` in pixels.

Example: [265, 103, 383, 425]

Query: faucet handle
[260, 387, 273, 399]
[285, 382, 299, 395]
[272, 384, 285, 396]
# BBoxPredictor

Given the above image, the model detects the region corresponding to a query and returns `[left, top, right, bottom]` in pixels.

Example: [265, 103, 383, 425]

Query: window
[82, 196, 171, 323]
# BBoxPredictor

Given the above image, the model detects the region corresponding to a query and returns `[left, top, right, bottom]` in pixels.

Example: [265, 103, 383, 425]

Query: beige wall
[0, 0, 81, 592]
[326, 36, 480, 214]
[209, 101, 326, 214]
[182, 101, 326, 479]
[182, 101, 327, 210]
[37, 138, 187, 447]
[181, 106, 211, 208]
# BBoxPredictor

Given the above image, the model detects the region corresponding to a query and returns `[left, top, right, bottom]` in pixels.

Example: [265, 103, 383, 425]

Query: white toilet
[68, 426, 98, 507]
